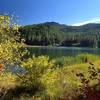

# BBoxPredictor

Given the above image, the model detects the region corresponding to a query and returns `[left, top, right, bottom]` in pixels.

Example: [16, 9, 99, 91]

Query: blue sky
[0, 0, 100, 25]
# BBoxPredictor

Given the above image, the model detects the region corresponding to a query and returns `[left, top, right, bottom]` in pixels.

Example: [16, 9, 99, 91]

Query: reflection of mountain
[19, 22, 100, 48]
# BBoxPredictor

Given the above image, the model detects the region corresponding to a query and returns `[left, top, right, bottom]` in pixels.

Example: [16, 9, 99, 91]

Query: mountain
[19, 22, 100, 48]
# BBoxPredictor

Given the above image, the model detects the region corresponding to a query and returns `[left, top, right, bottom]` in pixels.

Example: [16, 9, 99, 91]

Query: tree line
[19, 22, 100, 48]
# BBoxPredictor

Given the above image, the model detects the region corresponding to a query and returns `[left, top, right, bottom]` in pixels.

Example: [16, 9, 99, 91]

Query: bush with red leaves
[76, 64, 100, 100]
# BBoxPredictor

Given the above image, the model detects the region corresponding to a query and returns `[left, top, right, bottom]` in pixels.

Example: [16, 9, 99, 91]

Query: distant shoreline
[23, 44, 98, 49]
[24, 44, 62, 47]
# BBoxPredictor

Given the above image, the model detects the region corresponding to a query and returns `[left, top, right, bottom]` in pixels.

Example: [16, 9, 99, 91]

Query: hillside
[19, 22, 100, 48]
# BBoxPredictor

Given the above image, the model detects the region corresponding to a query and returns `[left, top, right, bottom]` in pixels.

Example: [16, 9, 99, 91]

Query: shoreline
[23, 44, 98, 49]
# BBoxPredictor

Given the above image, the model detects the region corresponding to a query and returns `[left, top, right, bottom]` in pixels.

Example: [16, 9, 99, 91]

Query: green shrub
[17, 55, 55, 95]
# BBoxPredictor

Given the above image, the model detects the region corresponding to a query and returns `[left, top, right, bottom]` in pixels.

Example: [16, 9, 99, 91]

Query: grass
[54, 53, 100, 66]
[0, 54, 100, 100]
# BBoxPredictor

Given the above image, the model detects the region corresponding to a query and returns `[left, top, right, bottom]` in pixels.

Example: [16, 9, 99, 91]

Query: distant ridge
[19, 22, 100, 48]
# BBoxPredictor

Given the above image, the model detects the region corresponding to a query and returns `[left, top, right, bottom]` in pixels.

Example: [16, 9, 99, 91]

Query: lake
[27, 46, 100, 58]
[6, 46, 100, 73]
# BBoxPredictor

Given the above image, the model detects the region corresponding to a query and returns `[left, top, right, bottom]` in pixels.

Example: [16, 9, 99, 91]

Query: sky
[0, 0, 100, 26]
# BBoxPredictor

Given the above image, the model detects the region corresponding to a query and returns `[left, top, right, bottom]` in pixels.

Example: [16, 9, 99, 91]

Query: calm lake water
[6, 46, 100, 73]
[27, 46, 100, 58]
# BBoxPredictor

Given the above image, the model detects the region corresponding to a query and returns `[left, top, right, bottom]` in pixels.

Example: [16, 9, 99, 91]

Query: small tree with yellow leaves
[0, 15, 25, 65]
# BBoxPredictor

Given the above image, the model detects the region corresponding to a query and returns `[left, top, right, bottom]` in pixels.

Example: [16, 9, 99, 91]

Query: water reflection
[27, 47, 100, 58]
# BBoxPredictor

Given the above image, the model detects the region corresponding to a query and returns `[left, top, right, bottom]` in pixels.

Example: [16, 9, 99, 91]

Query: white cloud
[72, 18, 100, 26]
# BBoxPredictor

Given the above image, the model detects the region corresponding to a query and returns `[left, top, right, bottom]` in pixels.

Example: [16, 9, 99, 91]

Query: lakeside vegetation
[0, 15, 100, 100]
[0, 54, 100, 100]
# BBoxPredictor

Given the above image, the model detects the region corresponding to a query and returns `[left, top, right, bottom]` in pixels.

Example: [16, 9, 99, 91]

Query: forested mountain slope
[19, 22, 100, 48]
